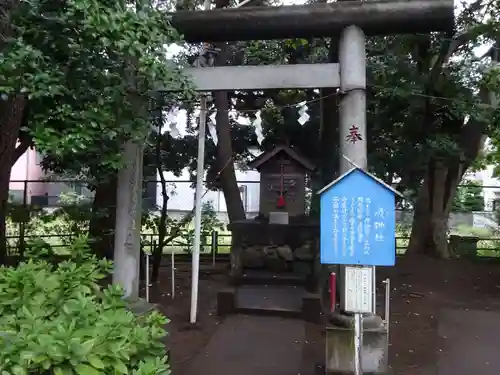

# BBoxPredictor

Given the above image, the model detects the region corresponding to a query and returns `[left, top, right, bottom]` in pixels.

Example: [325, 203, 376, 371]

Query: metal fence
[6, 231, 500, 261]
[6, 179, 500, 259]
[5, 231, 233, 259]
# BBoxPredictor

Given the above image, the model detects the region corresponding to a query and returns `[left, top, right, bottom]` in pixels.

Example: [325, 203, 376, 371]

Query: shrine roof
[248, 145, 315, 171]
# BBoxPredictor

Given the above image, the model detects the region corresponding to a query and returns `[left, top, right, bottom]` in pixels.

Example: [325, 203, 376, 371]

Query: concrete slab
[184, 315, 305, 375]
[438, 309, 500, 375]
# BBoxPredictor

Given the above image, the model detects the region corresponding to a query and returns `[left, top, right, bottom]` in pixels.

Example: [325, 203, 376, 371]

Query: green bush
[180, 201, 225, 252]
[0, 239, 170, 375]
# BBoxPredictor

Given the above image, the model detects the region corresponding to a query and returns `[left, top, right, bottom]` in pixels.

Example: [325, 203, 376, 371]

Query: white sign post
[354, 311, 363, 375]
[345, 265, 373, 375]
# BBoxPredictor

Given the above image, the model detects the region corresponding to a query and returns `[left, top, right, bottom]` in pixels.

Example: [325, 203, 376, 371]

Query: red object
[277, 194, 286, 208]
[329, 272, 336, 313]
[346, 125, 363, 144]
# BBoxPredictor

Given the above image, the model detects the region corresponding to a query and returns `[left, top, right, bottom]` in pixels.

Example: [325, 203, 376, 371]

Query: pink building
[9, 148, 47, 204]
[9, 148, 91, 206]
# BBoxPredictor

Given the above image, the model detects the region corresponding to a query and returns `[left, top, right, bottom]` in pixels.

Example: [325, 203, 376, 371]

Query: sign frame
[344, 265, 374, 314]
[318, 166, 403, 267]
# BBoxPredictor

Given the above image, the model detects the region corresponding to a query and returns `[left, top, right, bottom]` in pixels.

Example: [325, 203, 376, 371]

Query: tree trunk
[88, 175, 118, 260]
[151, 166, 169, 283]
[0, 95, 26, 264]
[407, 159, 462, 258]
[1, 0, 27, 263]
[320, 87, 339, 186]
[214, 91, 246, 222]
[0, 172, 10, 265]
[405, 75, 494, 259]
[316, 34, 343, 311]
[319, 35, 341, 188]
[404, 28, 497, 260]
[204, 0, 260, 224]
[213, 42, 246, 223]
[311, 86, 340, 218]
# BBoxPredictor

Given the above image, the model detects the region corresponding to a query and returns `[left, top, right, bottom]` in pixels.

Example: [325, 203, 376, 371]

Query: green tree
[452, 181, 485, 212]
[231, 1, 500, 258]
[0, 0, 194, 260]
[181, 201, 224, 252]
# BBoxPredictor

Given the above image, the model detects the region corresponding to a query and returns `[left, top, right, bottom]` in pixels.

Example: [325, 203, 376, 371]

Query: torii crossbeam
[160, 0, 454, 92]
[170, 0, 453, 42]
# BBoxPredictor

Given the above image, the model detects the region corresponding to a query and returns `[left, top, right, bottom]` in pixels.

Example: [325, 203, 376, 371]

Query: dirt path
[147, 257, 500, 375]
[438, 309, 500, 375]
[183, 315, 305, 375]
[381, 256, 500, 375]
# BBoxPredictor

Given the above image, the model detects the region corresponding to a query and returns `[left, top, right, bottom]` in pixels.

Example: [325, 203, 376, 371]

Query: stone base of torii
[112, 0, 454, 372]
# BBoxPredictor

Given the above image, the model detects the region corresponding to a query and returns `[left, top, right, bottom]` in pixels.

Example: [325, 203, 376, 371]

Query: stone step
[220, 285, 322, 323]
[236, 285, 304, 318]
[239, 270, 308, 287]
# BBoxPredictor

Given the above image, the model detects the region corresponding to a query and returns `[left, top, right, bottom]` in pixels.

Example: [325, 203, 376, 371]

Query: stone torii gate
[112, 0, 454, 322]
[167, 0, 454, 188]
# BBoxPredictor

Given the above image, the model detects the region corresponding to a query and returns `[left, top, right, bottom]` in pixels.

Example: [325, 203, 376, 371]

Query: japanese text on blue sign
[322, 196, 395, 265]
[331, 196, 387, 257]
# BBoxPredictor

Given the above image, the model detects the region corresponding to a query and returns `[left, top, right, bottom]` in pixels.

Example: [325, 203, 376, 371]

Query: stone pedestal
[228, 219, 319, 286]
[449, 235, 480, 259]
[325, 324, 388, 374]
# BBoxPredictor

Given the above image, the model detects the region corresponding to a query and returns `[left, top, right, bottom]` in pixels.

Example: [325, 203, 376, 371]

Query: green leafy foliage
[179, 201, 225, 252]
[6, 193, 93, 250]
[6, 194, 224, 254]
[0, 240, 170, 374]
[1, 0, 195, 183]
[452, 181, 485, 212]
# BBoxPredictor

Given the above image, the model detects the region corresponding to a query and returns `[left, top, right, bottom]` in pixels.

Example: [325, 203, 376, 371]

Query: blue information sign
[319, 168, 399, 266]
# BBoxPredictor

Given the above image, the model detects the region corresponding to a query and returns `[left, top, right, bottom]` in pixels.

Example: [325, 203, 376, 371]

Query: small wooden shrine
[225, 145, 318, 278]
[248, 145, 315, 219]
[219, 146, 321, 321]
